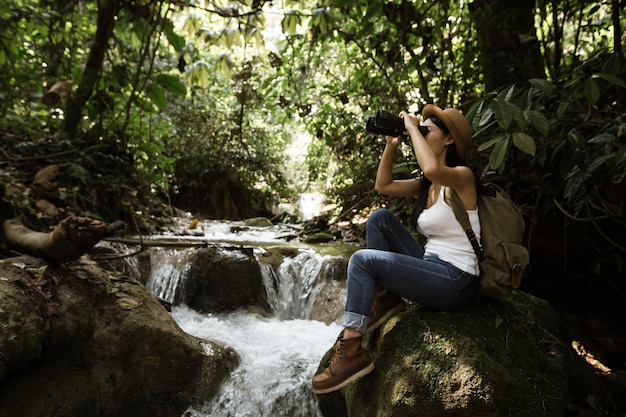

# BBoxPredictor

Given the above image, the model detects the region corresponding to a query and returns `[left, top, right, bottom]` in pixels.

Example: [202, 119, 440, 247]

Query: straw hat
[422, 104, 472, 162]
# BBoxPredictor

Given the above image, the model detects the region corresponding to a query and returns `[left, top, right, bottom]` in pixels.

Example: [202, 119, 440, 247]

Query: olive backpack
[448, 184, 530, 299]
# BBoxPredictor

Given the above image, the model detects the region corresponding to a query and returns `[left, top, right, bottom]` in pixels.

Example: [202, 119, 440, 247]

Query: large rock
[185, 246, 270, 314]
[316, 291, 591, 417]
[310, 256, 349, 325]
[0, 256, 238, 417]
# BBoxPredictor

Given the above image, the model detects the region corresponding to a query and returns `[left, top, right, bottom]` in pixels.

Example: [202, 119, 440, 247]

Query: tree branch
[61, 0, 118, 139]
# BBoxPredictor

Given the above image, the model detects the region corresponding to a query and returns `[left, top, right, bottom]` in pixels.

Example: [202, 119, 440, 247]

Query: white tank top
[416, 186, 481, 276]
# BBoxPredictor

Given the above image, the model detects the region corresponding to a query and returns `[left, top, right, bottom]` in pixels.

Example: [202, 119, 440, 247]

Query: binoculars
[366, 110, 428, 137]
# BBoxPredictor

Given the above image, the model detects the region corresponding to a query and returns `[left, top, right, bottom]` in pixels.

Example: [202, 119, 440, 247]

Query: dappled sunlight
[444, 362, 491, 409]
[390, 376, 418, 408]
[572, 340, 612, 375]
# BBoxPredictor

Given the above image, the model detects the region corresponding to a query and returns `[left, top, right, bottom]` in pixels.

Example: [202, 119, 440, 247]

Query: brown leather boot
[311, 335, 374, 394]
[366, 288, 406, 334]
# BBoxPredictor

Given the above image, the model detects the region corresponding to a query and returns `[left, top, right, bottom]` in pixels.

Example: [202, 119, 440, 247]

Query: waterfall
[145, 248, 194, 305]
[259, 249, 327, 321]
[142, 233, 345, 417]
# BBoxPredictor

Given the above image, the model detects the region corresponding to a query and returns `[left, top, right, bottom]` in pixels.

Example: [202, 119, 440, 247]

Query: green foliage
[265, 0, 480, 216]
[0, 0, 624, 240]
[468, 84, 544, 173]
[1, 3, 624, 410]
[0, 0, 181, 225]
[465, 51, 625, 257]
[164, 62, 293, 216]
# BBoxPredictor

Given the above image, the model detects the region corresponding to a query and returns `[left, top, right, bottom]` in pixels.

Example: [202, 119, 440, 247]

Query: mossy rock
[0, 258, 238, 417]
[317, 291, 575, 417]
[244, 217, 273, 227]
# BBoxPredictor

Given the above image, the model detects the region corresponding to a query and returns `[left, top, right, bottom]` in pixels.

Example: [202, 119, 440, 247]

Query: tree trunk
[61, 0, 118, 139]
[3, 217, 125, 262]
[611, 0, 623, 60]
[469, 0, 546, 91]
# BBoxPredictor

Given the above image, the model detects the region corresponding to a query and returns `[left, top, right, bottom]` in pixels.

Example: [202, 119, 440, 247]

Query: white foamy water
[139, 231, 347, 417]
[172, 308, 341, 417]
[143, 219, 302, 246]
[259, 249, 328, 321]
[145, 248, 194, 304]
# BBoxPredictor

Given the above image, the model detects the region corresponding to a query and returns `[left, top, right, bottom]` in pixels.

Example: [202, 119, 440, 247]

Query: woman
[311, 104, 481, 395]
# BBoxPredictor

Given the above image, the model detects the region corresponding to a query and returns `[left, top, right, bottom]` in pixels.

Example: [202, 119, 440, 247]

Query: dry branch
[3, 217, 125, 262]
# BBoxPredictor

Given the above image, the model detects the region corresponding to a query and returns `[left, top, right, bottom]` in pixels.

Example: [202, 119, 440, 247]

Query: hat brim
[422, 104, 470, 162]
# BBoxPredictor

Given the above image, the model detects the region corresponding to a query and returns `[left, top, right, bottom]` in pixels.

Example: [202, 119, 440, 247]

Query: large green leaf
[510, 102, 526, 130]
[512, 132, 536, 156]
[157, 74, 187, 96]
[588, 154, 614, 173]
[186, 60, 212, 86]
[183, 13, 203, 36]
[583, 77, 600, 104]
[219, 28, 243, 48]
[148, 85, 167, 111]
[488, 136, 509, 169]
[282, 11, 301, 35]
[163, 20, 185, 52]
[311, 7, 333, 33]
[587, 133, 615, 144]
[491, 98, 513, 130]
[477, 134, 506, 152]
[467, 100, 494, 130]
[216, 54, 232, 78]
[597, 72, 626, 88]
[526, 110, 550, 137]
[497, 84, 516, 101]
[529, 78, 553, 96]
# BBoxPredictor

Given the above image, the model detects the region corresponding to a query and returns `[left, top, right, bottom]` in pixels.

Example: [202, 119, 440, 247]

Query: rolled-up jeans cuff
[342, 311, 368, 334]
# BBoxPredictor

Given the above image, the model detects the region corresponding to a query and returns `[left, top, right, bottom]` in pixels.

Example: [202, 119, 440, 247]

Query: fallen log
[104, 238, 253, 255]
[105, 237, 210, 248]
[3, 217, 125, 262]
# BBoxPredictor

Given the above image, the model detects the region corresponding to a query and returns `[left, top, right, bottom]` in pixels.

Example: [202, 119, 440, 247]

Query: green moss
[334, 292, 573, 417]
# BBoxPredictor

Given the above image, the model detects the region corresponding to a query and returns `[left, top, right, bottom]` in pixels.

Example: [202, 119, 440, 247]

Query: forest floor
[562, 310, 626, 416]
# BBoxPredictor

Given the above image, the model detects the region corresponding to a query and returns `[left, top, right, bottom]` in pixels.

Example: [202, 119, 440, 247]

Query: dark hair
[409, 175, 431, 231]
[428, 116, 448, 132]
[428, 116, 463, 167]
[409, 116, 467, 230]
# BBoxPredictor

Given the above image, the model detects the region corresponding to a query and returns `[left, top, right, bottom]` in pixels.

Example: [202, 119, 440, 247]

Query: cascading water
[142, 221, 346, 417]
[145, 248, 194, 305]
[260, 250, 329, 321]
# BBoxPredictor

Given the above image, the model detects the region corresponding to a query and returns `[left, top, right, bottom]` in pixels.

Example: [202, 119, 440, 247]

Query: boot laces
[329, 338, 344, 366]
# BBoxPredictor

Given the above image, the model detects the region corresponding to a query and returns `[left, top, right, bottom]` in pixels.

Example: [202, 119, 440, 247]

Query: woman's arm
[374, 136, 421, 197]
[401, 112, 476, 209]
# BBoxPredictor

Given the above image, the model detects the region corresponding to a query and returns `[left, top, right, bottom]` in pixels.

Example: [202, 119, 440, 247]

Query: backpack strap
[448, 188, 484, 262]
[449, 188, 485, 303]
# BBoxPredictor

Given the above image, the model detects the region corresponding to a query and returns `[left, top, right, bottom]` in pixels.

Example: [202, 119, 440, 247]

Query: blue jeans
[343, 208, 479, 334]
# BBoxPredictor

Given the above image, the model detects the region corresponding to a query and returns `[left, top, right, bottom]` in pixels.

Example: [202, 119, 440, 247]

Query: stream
[140, 220, 347, 417]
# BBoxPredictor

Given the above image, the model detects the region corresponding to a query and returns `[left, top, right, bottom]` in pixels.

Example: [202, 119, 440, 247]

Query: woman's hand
[385, 135, 403, 147]
[399, 111, 421, 134]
